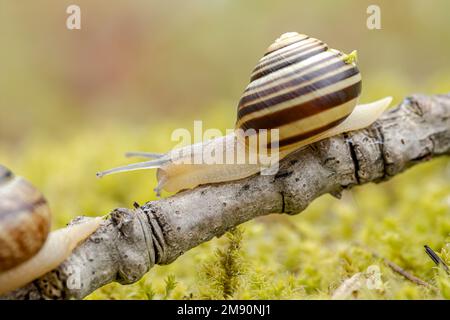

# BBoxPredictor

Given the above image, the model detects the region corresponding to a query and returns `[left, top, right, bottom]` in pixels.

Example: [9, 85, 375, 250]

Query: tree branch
[3, 94, 450, 300]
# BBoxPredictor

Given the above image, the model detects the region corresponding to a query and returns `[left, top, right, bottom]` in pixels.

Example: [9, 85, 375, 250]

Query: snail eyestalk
[125, 151, 165, 159]
[96, 158, 169, 178]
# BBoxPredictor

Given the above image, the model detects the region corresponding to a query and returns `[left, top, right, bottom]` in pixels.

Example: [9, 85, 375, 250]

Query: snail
[97, 32, 392, 195]
[0, 165, 103, 295]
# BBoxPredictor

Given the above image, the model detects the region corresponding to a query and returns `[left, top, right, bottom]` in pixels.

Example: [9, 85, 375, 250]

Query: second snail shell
[0, 165, 103, 295]
[97, 32, 392, 195]
[0, 166, 51, 272]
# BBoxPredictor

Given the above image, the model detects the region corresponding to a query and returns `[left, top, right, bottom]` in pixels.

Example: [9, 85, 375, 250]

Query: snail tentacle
[154, 174, 168, 197]
[96, 157, 170, 178]
[125, 151, 165, 159]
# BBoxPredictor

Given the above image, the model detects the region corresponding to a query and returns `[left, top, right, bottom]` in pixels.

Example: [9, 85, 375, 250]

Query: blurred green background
[0, 0, 449, 299]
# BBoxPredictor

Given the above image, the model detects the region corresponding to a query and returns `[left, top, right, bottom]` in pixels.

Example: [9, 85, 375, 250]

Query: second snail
[98, 32, 392, 195]
[0, 166, 103, 295]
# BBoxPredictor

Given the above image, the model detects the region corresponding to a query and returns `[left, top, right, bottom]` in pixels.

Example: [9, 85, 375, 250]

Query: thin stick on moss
[355, 243, 437, 290]
[382, 258, 435, 289]
[2, 93, 450, 300]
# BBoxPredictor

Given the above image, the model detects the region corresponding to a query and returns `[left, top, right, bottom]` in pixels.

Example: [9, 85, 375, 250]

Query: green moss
[198, 228, 245, 299]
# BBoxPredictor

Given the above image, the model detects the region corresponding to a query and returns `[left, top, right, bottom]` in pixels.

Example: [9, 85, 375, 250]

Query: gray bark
[3, 94, 450, 300]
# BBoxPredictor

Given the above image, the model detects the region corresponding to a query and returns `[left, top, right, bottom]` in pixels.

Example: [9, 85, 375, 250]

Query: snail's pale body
[0, 216, 102, 295]
[0, 166, 103, 295]
[98, 32, 392, 195]
[157, 134, 262, 192]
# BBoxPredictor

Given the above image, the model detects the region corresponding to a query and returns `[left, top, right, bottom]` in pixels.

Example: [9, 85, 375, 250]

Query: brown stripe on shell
[277, 115, 349, 148]
[240, 58, 354, 108]
[250, 44, 328, 82]
[238, 67, 361, 121]
[242, 53, 338, 95]
[0, 203, 50, 272]
[254, 38, 322, 72]
[0, 195, 47, 222]
[264, 36, 310, 57]
[239, 81, 361, 131]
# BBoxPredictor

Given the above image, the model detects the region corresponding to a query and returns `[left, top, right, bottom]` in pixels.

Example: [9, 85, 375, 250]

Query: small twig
[424, 245, 450, 275]
[355, 243, 436, 290]
[381, 257, 435, 289]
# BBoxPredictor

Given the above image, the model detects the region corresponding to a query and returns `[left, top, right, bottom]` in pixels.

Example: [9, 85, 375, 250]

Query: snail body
[97, 32, 392, 195]
[0, 165, 102, 295]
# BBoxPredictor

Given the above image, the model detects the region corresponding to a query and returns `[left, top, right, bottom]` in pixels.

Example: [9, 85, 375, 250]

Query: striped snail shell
[0, 165, 50, 272]
[96, 32, 391, 195]
[0, 165, 103, 295]
[236, 32, 362, 152]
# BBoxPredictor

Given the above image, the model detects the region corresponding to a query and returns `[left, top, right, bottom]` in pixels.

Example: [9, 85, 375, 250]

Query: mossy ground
[1, 113, 449, 300]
